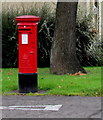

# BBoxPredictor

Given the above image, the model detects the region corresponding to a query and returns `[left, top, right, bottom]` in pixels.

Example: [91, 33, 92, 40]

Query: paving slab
[1, 95, 102, 118]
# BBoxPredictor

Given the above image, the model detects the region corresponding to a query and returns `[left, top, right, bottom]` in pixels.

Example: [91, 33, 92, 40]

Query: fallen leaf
[70, 71, 86, 76]
[8, 76, 10, 80]
[61, 80, 64, 82]
[83, 77, 86, 79]
[96, 92, 98, 95]
[7, 72, 12, 75]
[57, 86, 62, 88]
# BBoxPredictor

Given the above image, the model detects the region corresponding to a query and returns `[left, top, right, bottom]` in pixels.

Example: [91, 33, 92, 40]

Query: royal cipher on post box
[16, 15, 40, 93]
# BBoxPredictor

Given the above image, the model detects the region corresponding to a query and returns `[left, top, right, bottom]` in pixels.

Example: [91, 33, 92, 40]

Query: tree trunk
[50, 2, 86, 75]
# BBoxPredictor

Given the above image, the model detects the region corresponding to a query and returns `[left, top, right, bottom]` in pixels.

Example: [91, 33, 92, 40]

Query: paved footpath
[1, 95, 102, 118]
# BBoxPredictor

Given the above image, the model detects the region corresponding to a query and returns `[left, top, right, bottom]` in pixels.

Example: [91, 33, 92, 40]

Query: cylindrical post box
[16, 15, 40, 93]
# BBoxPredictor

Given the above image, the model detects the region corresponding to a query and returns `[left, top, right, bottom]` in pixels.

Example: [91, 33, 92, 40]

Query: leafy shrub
[2, 7, 18, 67]
[2, 3, 102, 68]
[2, 3, 55, 67]
[76, 13, 102, 66]
[37, 4, 55, 67]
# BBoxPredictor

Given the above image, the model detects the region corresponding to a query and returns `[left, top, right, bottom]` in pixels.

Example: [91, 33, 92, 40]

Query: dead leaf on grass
[7, 72, 12, 75]
[61, 80, 64, 82]
[57, 86, 62, 88]
[83, 77, 86, 79]
[8, 76, 10, 80]
[69, 71, 86, 76]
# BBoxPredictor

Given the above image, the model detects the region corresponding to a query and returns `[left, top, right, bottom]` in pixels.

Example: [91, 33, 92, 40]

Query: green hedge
[2, 3, 102, 68]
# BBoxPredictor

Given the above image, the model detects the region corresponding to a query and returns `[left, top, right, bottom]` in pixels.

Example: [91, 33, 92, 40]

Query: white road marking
[44, 105, 62, 111]
[0, 105, 62, 111]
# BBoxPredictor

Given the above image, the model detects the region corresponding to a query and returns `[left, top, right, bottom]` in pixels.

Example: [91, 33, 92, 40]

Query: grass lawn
[1, 67, 102, 96]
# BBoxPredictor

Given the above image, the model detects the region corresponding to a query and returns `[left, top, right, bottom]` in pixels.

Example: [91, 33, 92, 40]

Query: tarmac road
[1, 95, 102, 119]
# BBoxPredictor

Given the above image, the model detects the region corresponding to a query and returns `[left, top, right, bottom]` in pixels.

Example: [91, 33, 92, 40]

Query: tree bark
[50, 2, 86, 75]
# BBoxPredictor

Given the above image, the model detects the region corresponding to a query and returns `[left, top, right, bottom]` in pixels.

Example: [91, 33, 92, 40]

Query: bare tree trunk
[50, 2, 86, 75]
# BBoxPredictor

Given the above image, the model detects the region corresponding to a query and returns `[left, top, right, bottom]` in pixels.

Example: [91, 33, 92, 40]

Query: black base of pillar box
[18, 73, 37, 93]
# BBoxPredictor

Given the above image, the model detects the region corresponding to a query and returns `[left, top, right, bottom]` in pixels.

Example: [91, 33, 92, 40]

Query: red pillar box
[16, 15, 40, 93]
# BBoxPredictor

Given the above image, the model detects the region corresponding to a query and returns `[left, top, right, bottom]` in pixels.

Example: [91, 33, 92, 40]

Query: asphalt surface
[1, 95, 102, 118]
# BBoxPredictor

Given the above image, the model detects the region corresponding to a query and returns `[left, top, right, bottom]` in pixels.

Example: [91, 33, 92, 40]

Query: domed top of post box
[16, 15, 40, 23]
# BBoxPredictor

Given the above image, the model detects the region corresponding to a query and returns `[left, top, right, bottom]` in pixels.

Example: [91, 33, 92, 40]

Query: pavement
[1, 95, 102, 119]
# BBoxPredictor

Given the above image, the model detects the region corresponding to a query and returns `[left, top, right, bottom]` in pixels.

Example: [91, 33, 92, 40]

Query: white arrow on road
[0, 105, 62, 111]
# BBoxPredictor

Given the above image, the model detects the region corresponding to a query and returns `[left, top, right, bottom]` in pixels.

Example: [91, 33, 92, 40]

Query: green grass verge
[1, 67, 102, 96]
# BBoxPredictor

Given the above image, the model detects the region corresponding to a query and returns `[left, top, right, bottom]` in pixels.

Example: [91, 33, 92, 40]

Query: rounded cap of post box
[16, 15, 40, 23]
